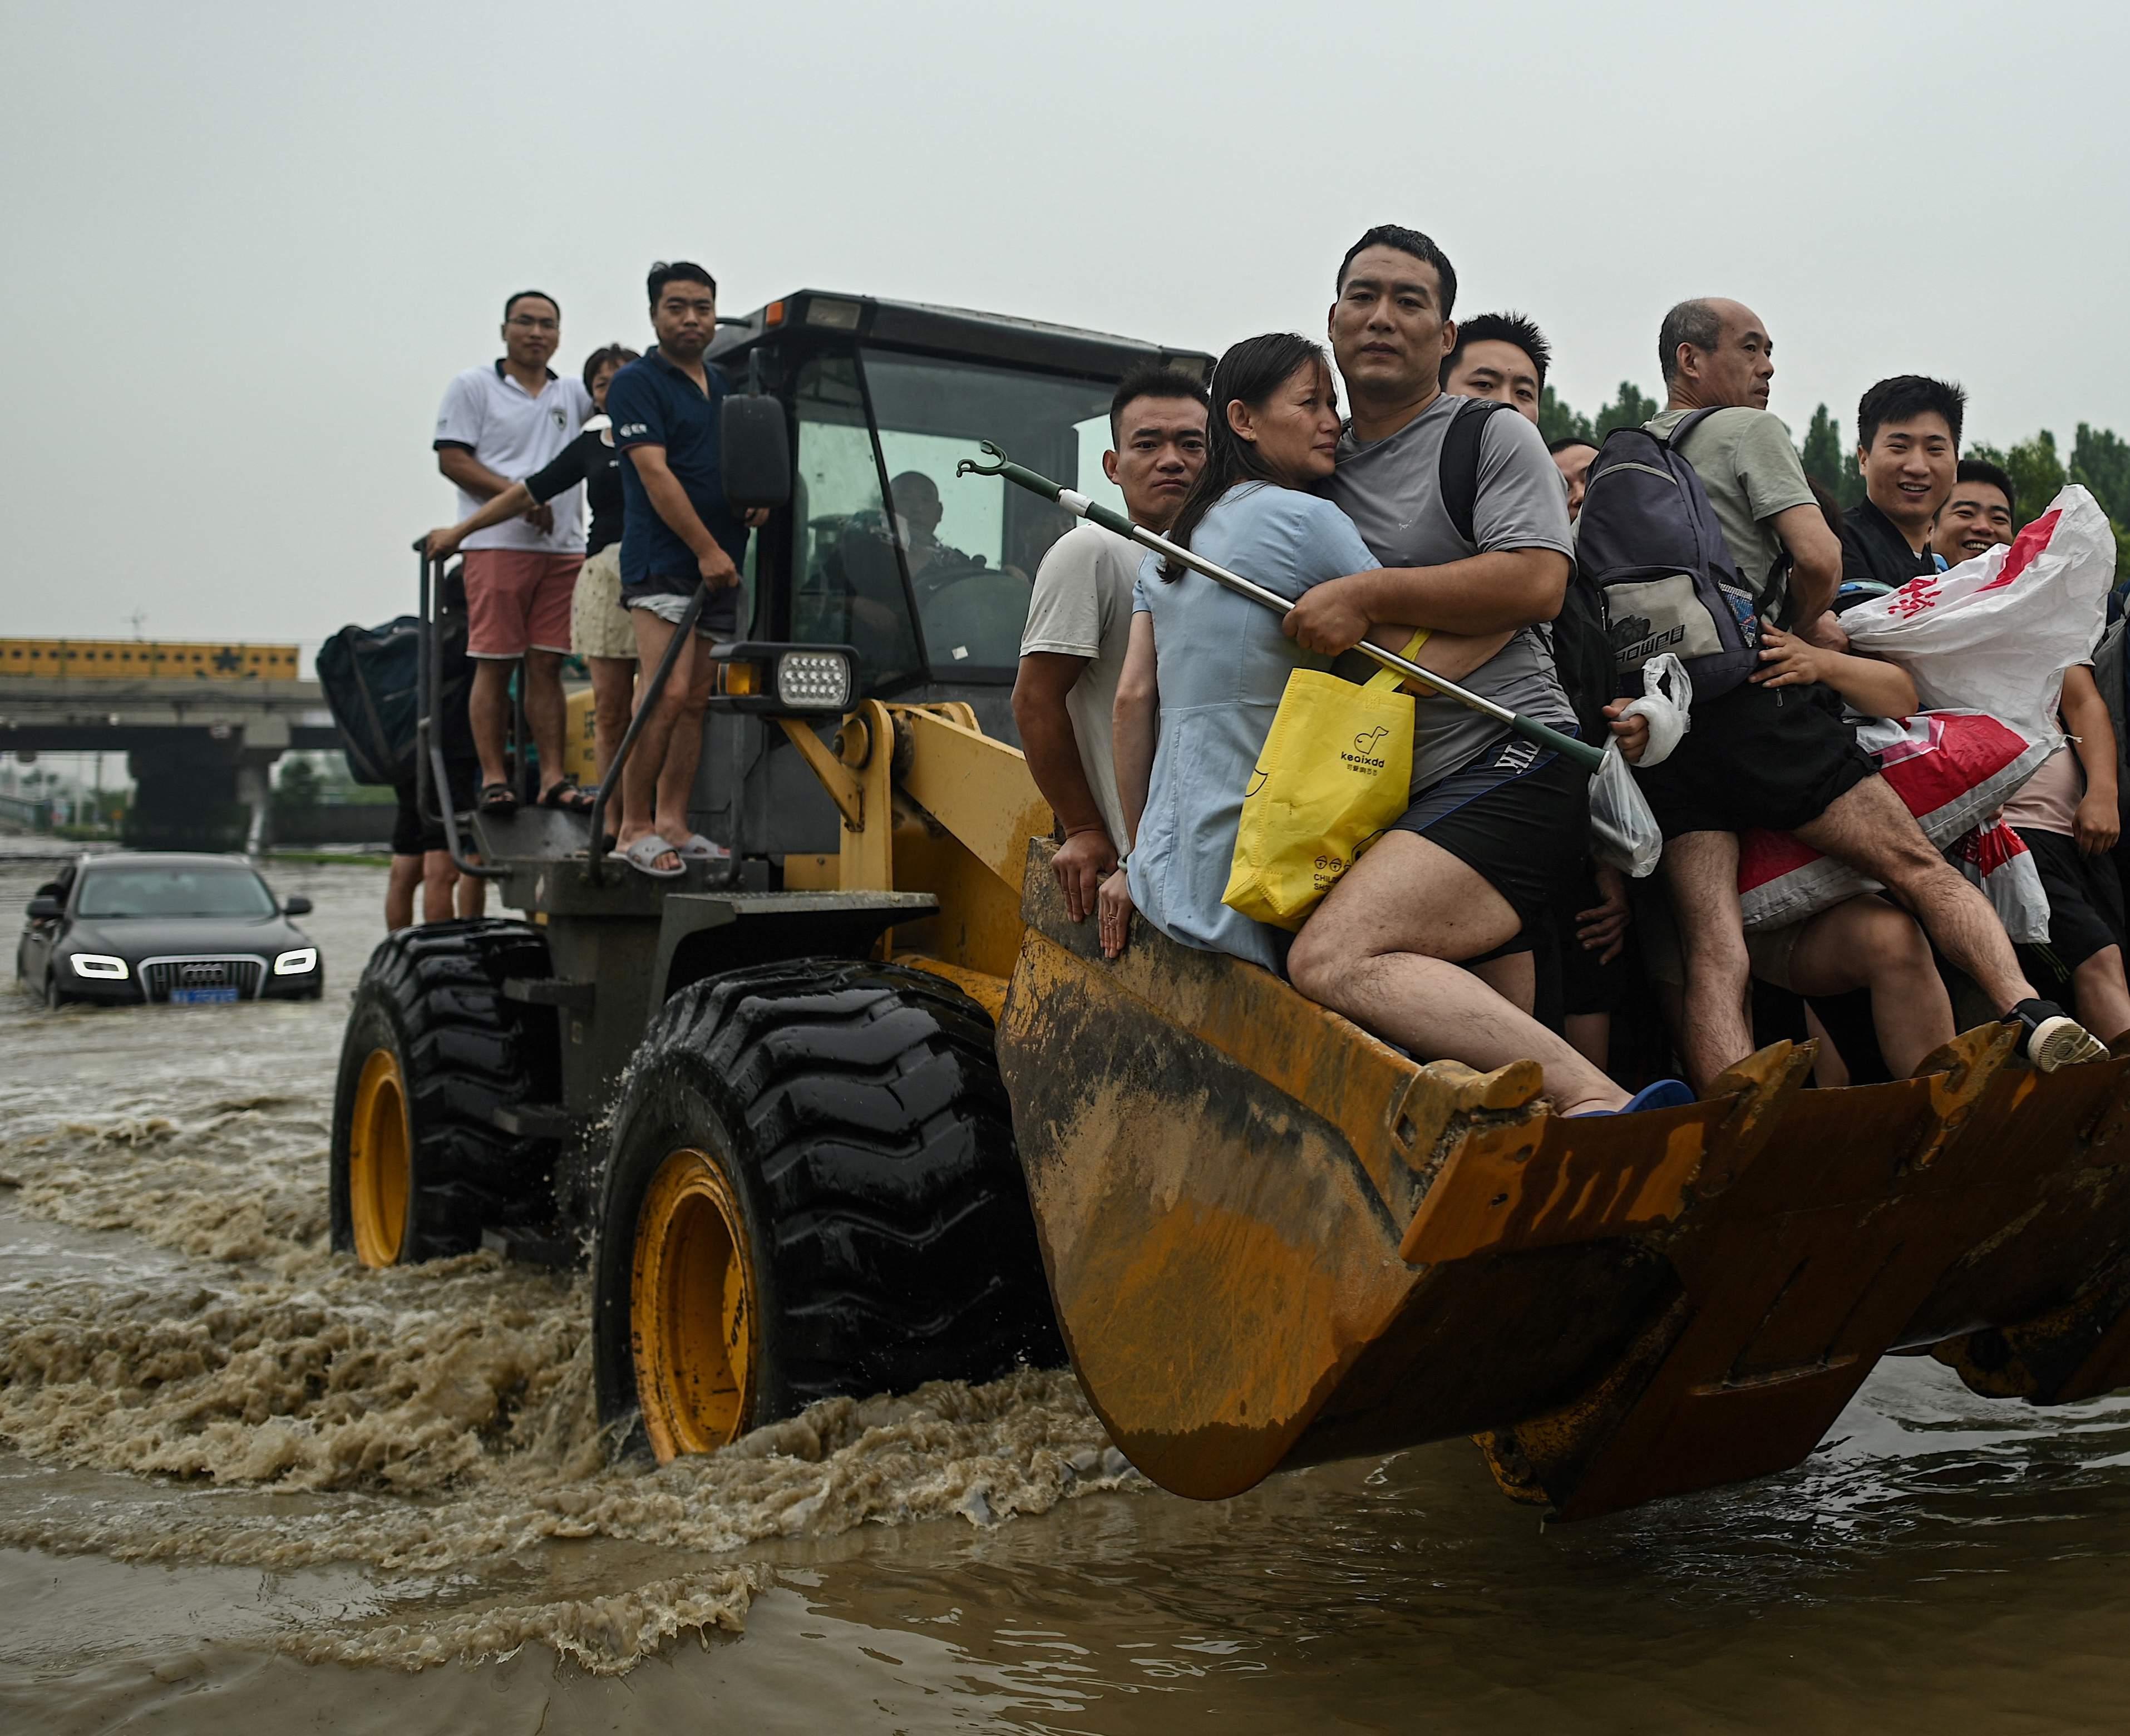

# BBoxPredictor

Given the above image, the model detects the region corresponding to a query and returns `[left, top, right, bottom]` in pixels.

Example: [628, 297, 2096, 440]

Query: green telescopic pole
[956, 442, 1604, 775]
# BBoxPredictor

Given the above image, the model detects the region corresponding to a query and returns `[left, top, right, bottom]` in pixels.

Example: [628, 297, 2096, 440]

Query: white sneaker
[2027, 1013, 2110, 1073]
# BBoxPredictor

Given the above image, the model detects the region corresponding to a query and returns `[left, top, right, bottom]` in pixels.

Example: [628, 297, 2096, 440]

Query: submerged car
[16, 853, 321, 1008]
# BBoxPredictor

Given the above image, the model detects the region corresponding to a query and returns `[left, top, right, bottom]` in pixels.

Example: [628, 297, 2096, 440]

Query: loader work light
[704, 643, 858, 716]
[776, 650, 854, 713]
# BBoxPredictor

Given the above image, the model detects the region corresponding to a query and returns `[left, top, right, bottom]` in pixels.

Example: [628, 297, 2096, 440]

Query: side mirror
[27, 896, 62, 921]
[283, 895, 313, 916]
[722, 394, 792, 513]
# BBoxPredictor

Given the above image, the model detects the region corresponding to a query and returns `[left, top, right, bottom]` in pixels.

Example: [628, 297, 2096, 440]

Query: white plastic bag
[1591, 739, 1663, 878]
[1838, 485, 2116, 747]
[1952, 822, 2052, 946]
[1619, 652, 1692, 768]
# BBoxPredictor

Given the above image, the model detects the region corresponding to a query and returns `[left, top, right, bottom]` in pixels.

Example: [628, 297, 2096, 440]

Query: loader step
[486, 1102, 576, 1140]
[503, 976, 597, 1010]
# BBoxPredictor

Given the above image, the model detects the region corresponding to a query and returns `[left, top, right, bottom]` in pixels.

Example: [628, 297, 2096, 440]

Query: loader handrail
[958, 443, 1604, 775]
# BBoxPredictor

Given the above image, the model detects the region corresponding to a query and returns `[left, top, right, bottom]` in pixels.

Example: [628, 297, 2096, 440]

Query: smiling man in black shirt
[1840, 375, 1964, 588]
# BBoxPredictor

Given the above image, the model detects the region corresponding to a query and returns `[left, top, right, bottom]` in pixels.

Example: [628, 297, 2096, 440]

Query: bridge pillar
[125, 737, 249, 852]
[236, 757, 273, 855]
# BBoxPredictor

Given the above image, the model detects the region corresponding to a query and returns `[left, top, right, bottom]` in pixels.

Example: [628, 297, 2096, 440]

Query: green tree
[2071, 422, 2130, 526]
[1538, 387, 1593, 447]
[1592, 381, 1660, 439]
[1798, 402, 1865, 510]
[273, 756, 320, 818]
[1969, 432, 2067, 531]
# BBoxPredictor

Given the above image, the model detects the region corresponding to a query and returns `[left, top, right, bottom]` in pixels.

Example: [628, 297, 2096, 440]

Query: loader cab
[695, 292, 1210, 869]
[712, 292, 1211, 734]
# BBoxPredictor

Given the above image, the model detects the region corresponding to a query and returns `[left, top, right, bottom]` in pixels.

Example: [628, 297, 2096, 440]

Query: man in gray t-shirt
[1327, 394, 1579, 790]
[1279, 224, 1676, 1121]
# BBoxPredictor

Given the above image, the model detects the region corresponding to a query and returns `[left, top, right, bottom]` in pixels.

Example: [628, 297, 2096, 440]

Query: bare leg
[419, 850, 458, 925]
[588, 655, 636, 783]
[1565, 1012, 1611, 1071]
[618, 611, 699, 872]
[1288, 832, 1629, 1115]
[1792, 776, 2035, 1013]
[1470, 949, 1534, 1014]
[1778, 894, 1955, 1078]
[653, 652, 714, 845]
[2073, 944, 2130, 1043]
[454, 856, 487, 919]
[1661, 830, 1755, 1093]
[385, 854, 421, 931]
[522, 649, 569, 797]
[1802, 1005, 1849, 1088]
[469, 658, 516, 791]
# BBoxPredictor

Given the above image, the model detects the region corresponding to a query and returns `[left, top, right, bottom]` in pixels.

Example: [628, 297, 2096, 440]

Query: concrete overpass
[0, 640, 343, 851]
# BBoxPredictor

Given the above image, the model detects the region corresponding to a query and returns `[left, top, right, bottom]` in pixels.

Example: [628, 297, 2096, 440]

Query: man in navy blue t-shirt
[605, 260, 764, 877]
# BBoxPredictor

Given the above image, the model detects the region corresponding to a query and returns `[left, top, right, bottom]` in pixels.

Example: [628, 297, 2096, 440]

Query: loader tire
[329, 918, 560, 1266]
[591, 959, 1063, 1461]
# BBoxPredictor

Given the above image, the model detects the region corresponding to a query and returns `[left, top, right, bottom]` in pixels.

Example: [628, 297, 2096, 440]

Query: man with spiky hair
[1441, 311, 1551, 423]
[1842, 375, 1966, 588]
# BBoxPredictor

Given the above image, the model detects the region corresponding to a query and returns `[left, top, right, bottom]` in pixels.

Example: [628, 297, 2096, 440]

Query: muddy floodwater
[6, 855, 2130, 1732]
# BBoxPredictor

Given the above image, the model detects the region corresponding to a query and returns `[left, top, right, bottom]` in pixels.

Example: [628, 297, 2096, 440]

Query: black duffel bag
[315, 571, 472, 785]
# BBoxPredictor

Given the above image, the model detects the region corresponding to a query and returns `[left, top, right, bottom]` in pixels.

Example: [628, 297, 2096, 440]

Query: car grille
[142, 956, 265, 1002]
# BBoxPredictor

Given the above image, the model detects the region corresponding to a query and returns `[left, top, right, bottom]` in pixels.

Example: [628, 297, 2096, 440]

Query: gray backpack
[1575, 408, 1764, 699]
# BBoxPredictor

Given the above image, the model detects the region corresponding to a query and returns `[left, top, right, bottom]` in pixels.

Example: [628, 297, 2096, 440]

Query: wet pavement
[4, 851, 2129, 1733]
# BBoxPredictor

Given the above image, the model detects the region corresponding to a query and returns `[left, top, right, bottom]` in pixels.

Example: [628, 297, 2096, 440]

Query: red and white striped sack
[1737, 710, 2049, 936]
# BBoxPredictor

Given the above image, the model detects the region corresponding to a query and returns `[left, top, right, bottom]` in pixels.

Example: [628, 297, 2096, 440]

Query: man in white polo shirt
[432, 289, 594, 815]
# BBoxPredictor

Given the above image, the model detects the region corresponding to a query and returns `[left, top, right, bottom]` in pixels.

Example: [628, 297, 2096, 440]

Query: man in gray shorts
[606, 260, 767, 877]
[1283, 225, 1681, 1116]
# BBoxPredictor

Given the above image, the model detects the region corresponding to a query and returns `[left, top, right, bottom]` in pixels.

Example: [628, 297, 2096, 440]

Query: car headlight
[71, 954, 129, 980]
[776, 649, 854, 712]
[274, 948, 318, 975]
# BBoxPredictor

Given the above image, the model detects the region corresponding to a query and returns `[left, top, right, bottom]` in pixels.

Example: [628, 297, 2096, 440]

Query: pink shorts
[464, 549, 583, 658]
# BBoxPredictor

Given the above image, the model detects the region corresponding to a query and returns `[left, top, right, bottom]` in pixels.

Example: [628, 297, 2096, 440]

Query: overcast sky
[3, 0, 2125, 653]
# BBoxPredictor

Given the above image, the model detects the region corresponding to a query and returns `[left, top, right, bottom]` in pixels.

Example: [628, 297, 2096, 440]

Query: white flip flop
[674, 833, 732, 864]
[616, 834, 685, 879]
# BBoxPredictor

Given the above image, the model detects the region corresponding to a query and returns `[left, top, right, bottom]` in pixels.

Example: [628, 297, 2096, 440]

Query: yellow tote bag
[1221, 633, 1427, 931]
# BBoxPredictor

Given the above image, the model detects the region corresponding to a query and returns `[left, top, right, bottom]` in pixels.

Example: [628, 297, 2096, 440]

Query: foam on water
[0, 865, 1135, 1672]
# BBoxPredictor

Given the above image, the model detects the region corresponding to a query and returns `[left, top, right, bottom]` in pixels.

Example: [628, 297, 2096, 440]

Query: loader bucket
[997, 844, 2130, 1520]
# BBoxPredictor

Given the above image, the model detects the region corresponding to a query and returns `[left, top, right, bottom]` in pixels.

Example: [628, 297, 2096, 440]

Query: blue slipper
[1574, 1078, 1695, 1117]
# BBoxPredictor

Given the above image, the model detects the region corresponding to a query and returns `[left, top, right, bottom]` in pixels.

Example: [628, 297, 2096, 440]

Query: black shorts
[1635, 679, 1876, 839]
[1389, 732, 1587, 931]
[390, 760, 480, 858]
[2016, 827, 2127, 975]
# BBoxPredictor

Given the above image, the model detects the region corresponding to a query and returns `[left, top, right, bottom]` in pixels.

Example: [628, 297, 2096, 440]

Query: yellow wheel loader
[329, 289, 2130, 1520]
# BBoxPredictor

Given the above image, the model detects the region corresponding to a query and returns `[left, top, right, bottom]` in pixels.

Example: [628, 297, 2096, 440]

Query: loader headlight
[776, 650, 854, 713]
[71, 954, 129, 979]
[274, 948, 318, 975]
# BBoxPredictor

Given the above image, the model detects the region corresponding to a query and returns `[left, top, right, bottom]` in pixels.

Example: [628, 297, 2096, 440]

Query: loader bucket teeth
[1001, 840, 2130, 1521]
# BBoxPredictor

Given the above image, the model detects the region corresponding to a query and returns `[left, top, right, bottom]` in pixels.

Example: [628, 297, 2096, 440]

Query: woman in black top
[426, 345, 640, 792]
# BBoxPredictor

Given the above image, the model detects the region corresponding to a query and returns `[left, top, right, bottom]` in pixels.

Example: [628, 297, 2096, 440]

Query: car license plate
[170, 987, 240, 1005]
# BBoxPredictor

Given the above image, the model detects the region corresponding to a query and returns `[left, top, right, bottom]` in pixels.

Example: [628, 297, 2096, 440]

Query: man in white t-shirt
[1013, 367, 1209, 933]
[432, 289, 594, 815]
